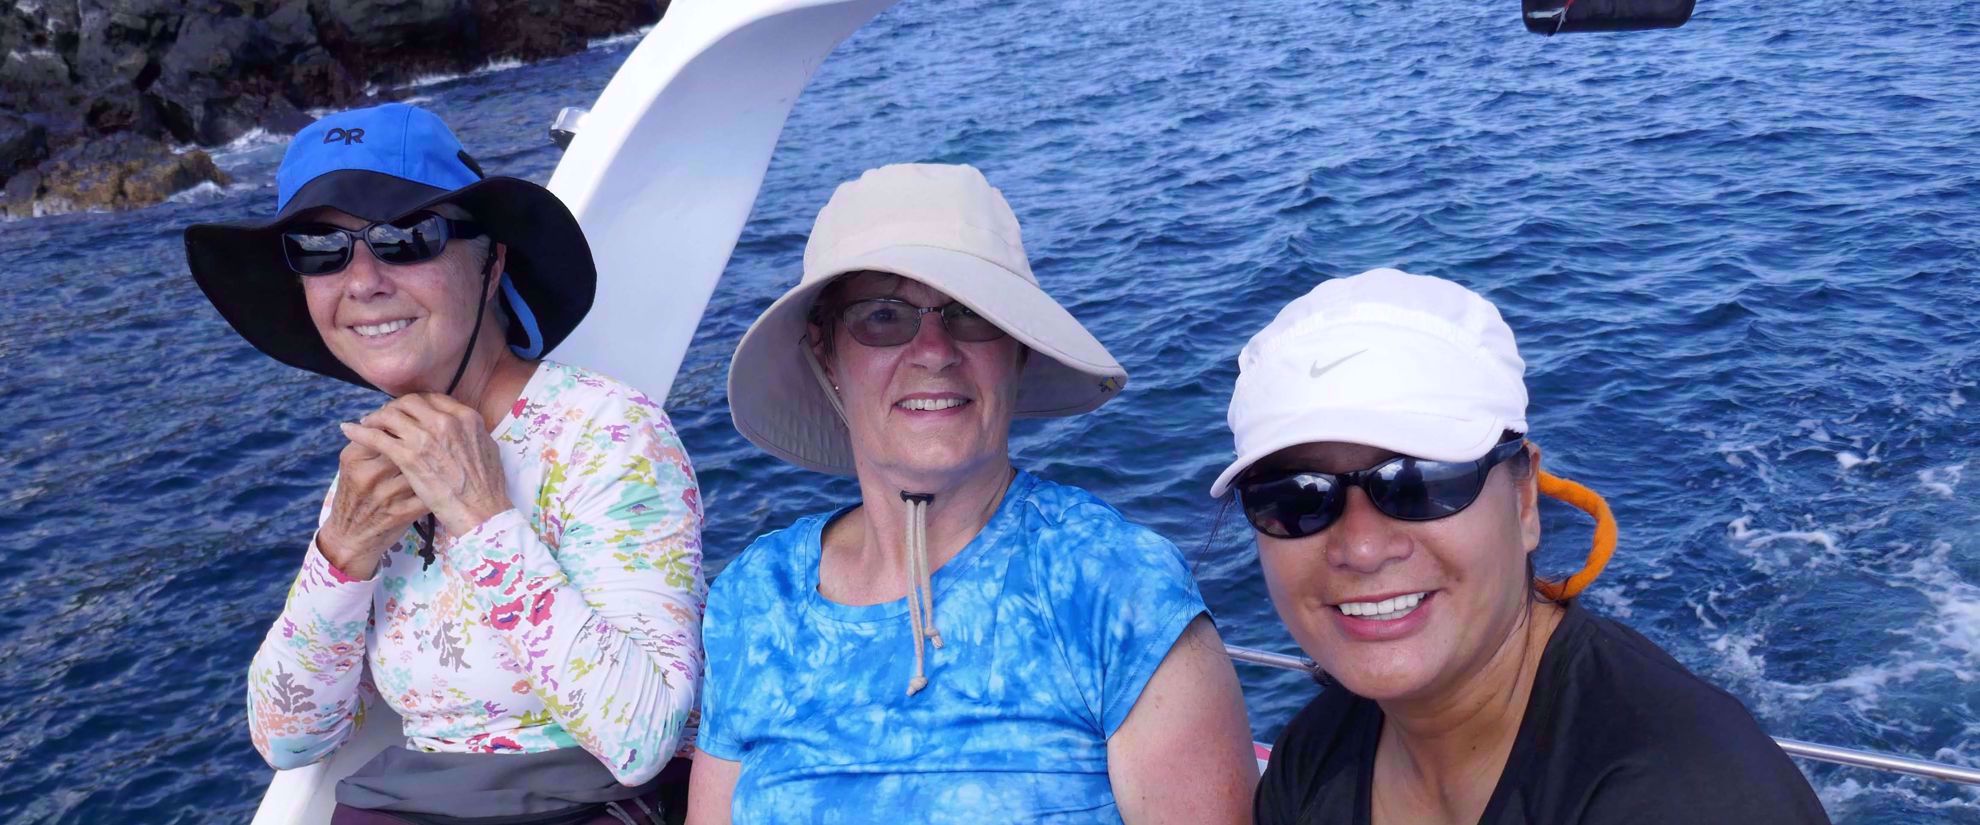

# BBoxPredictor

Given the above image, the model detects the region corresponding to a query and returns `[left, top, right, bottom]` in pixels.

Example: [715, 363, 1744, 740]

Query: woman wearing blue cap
[1216, 269, 1829, 824]
[186, 103, 703, 823]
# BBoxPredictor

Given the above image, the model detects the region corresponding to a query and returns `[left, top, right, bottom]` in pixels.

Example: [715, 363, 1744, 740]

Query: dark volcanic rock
[308, 0, 661, 87]
[5, 131, 227, 217]
[473, 0, 662, 68]
[0, 111, 49, 175]
[0, 0, 662, 216]
[150, 3, 344, 144]
[310, 0, 475, 84]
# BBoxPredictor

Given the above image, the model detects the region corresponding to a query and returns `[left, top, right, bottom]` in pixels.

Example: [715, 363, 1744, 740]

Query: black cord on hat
[416, 245, 499, 570]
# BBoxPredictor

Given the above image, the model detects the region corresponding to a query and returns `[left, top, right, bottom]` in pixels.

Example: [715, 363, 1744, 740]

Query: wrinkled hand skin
[317, 438, 427, 580]
[340, 392, 512, 544]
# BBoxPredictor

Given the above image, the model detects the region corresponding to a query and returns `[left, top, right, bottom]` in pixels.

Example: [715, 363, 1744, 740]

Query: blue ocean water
[2, 0, 1976, 821]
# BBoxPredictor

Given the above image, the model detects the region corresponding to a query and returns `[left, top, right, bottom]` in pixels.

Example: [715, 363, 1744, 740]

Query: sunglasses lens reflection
[282, 226, 353, 275]
[367, 213, 449, 264]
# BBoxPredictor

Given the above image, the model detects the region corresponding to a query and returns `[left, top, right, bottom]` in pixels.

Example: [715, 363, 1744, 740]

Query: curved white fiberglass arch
[251, 1, 898, 821]
[549, 0, 904, 403]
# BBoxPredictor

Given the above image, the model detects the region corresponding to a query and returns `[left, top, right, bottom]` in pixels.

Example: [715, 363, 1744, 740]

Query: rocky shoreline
[0, 0, 665, 218]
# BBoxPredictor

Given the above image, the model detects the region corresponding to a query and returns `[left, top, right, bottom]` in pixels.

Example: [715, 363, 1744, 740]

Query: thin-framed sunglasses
[1237, 436, 1529, 539]
[280, 211, 483, 276]
[822, 297, 1009, 347]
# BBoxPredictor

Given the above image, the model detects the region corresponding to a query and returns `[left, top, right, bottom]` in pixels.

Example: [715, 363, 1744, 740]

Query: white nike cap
[1209, 268, 1529, 497]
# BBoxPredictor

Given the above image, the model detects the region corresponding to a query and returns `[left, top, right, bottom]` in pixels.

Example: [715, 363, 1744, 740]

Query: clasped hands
[316, 393, 510, 579]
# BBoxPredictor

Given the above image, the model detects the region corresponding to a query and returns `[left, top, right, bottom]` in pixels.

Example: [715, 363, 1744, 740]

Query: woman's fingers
[419, 392, 486, 429]
[372, 466, 414, 499]
[348, 393, 506, 539]
[358, 403, 429, 443]
[339, 437, 383, 463]
[340, 422, 410, 464]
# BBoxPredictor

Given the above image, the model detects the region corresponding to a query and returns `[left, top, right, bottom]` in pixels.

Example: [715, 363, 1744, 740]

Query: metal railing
[1225, 644, 1980, 787]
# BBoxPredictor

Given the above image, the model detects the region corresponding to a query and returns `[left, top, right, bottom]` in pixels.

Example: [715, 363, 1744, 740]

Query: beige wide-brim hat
[728, 163, 1129, 476]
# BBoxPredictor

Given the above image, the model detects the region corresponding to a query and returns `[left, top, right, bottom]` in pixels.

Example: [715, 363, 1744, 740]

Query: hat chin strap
[417, 249, 501, 570]
[501, 274, 544, 359]
[442, 250, 500, 397]
[803, 341, 851, 424]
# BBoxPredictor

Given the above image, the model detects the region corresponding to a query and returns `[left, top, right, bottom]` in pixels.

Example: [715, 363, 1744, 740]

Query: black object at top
[1523, 0, 1695, 35]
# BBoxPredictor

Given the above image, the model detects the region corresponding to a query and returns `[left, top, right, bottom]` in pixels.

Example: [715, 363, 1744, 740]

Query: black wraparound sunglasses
[280, 212, 484, 276]
[1237, 437, 1528, 539]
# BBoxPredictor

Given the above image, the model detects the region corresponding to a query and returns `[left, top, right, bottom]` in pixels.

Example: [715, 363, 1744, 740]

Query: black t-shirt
[1256, 601, 1831, 825]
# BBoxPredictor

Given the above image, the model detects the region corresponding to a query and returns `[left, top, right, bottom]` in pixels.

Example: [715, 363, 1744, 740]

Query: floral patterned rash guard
[698, 470, 1208, 823]
[246, 361, 706, 785]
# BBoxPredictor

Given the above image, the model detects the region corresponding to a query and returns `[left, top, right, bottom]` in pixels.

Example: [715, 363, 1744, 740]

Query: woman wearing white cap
[687, 164, 1256, 824]
[1217, 269, 1829, 824]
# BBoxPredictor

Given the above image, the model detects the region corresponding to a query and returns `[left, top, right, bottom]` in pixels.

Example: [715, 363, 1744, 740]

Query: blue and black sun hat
[184, 103, 594, 390]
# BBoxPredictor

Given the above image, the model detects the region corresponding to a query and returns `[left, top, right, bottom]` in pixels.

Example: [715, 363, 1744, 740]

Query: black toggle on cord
[415, 245, 499, 570]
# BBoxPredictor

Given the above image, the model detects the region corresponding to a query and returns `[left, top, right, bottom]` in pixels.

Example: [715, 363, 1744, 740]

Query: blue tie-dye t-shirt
[698, 470, 1207, 823]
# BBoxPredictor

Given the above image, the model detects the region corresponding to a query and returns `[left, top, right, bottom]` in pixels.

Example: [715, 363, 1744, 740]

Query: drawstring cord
[414, 247, 499, 570]
[895, 469, 1009, 695]
[1529, 442, 1618, 600]
[901, 492, 942, 695]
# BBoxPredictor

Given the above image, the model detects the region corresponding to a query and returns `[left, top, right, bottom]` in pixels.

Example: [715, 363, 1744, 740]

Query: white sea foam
[166, 181, 227, 203]
[1727, 516, 1844, 573]
[164, 180, 259, 204]
[1712, 433, 1783, 491]
[220, 127, 276, 153]
[401, 56, 524, 90]
[1904, 540, 1980, 664]
[587, 25, 654, 50]
[206, 127, 290, 168]
[1583, 584, 1634, 618]
[1708, 630, 1769, 680]
[1776, 539, 1980, 721]
[1744, 528, 1840, 555]
[1917, 464, 1965, 498]
[1836, 450, 1868, 471]
[1689, 590, 1719, 631]
[401, 71, 464, 90]
[1814, 775, 1980, 818]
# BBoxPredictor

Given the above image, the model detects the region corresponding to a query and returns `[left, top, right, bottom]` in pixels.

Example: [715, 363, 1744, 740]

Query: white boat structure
[250, 0, 1980, 821]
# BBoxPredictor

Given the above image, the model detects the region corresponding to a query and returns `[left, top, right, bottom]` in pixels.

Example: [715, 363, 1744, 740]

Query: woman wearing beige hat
[1217, 269, 1829, 824]
[686, 164, 1256, 824]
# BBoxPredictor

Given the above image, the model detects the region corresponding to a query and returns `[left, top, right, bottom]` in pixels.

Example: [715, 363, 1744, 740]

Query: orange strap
[1529, 443, 1618, 601]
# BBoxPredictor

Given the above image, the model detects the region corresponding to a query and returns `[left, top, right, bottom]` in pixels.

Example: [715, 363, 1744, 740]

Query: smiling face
[1251, 441, 1543, 704]
[296, 208, 497, 396]
[810, 272, 1025, 485]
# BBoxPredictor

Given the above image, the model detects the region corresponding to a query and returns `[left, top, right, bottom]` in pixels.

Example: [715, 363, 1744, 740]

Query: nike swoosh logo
[1309, 349, 1368, 379]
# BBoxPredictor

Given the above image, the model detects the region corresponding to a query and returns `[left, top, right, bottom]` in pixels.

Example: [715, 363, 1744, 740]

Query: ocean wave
[587, 24, 654, 51]
[398, 56, 526, 91]
[204, 127, 291, 168]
